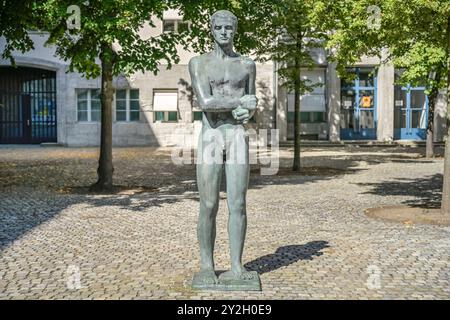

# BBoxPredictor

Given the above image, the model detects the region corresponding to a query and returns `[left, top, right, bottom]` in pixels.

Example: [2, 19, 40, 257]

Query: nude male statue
[189, 10, 259, 287]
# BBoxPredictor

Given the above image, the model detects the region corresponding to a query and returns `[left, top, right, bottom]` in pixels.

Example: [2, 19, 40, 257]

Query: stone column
[376, 59, 395, 142]
[327, 62, 341, 142]
[435, 89, 447, 142]
[276, 69, 288, 143]
[56, 66, 68, 145]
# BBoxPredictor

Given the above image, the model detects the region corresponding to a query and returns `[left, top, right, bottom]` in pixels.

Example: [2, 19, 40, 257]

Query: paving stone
[0, 146, 449, 299]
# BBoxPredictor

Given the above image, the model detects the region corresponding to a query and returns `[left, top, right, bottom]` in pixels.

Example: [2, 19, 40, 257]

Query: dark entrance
[0, 67, 57, 144]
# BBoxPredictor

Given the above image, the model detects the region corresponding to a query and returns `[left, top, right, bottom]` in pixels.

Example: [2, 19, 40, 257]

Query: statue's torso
[198, 53, 250, 128]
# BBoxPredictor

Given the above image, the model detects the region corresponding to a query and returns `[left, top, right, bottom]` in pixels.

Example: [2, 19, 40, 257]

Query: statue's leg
[220, 126, 256, 280]
[195, 135, 223, 284]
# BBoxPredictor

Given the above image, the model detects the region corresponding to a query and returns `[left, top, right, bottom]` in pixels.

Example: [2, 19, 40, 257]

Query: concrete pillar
[276, 84, 288, 143]
[376, 61, 395, 142]
[56, 66, 68, 145]
[327, 62, 340, 142]
[434, 89, 447, 142]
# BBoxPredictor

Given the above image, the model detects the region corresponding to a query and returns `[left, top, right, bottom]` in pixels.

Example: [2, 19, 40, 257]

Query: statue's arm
[188, 57, 241, 112]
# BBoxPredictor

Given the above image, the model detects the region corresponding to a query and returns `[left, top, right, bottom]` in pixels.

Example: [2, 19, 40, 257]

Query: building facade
[0, 11, 447, 146]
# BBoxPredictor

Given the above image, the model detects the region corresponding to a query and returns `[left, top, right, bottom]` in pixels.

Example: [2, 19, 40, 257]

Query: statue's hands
[232, 95, 257, 124]
[232, 106, 251, 124]
[239, 95, 258, 111]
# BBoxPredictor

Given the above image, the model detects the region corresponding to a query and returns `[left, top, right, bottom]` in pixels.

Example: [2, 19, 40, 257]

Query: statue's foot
[218, 266, 258, 282]
[193, 269, 218, 285]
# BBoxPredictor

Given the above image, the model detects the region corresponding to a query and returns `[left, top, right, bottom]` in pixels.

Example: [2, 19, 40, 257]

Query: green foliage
[325, 0, 385, 77]
[179, 0, 273, 56]
[182, 0, 334, 94]
[0, 1, 35, 63]
[256, 0, 332, 93]
[181, 0, 337, 93]
[327, 0, 450, 92]
[36, 0, 188, 78]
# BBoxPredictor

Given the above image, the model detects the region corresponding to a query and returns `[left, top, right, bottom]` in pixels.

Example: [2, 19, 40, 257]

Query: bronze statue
[189, 10, 260, 290]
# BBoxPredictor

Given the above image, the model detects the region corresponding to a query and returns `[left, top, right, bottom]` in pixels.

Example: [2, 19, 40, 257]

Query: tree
[179, 0, 274, 56]
[376, 1, 447, 159]
[260, 0, 333, 171]
[327, 0, 450, 212]
[391, 45, 446, 158]
[0, 0, 35, 63]
[272, 0, 332, 172]
[182, 1, 337, 172]
[35, 0, 186, 192]
[2, 0, 278, 189]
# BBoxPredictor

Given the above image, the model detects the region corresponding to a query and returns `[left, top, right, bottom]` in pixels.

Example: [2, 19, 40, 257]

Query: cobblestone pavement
[0, 145, 449, 299]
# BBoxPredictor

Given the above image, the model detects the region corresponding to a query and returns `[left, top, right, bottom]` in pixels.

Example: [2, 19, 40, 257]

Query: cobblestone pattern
[0, 145, 449, 299]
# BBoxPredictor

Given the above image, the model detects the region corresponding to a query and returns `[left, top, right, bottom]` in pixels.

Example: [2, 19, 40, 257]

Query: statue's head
[210, 10, 237, 46]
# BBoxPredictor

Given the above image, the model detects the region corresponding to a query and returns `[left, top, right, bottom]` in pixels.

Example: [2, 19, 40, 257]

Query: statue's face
[211, 16, 235, 46]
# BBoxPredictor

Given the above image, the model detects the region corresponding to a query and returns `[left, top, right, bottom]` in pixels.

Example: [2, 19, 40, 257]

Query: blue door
[394, 85, 428, 140]
[340, 67, 377, 140]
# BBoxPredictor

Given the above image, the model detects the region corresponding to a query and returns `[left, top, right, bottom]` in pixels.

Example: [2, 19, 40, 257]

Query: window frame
[162, 19, 191, 33]
[76, 88, 101, 122]
[192, 108, 203, 122]
[287, 68, 327, 114]
[115, 88, 140, 122]
[153, 111, 179, 123]
[287, 111, 326, 123]
[153, 89, 179, 123]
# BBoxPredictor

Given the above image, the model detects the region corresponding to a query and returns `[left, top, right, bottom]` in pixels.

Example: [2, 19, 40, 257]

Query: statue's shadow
[244, 241, 330, 275]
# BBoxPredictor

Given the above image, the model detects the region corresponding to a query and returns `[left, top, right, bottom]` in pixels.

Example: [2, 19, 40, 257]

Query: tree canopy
[0, 1, 35, 63]
[327, 0, 449, 89]
[35, 0, 188, 78]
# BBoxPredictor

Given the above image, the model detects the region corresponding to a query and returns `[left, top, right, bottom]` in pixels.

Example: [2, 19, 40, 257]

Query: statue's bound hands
[232, 95, 257, 124]
[239, 95, 258, 111]
[232, 106, 251, 124]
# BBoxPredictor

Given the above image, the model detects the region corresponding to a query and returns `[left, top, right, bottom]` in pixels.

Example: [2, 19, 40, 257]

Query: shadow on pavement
[356, 173, 443, 209]
[244, 241, 330, 275]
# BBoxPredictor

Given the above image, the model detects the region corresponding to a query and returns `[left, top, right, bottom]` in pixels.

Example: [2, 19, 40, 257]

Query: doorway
[0, 67, 57, 144]
[340, 67, 377, 140]
[394, 84, 428, 140]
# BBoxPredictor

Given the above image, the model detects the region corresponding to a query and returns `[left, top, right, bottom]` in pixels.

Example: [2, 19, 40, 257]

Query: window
[163, 19, 191, 33]
[178, 21, 190, 33]
[192, 106, 204, 122]
[193, 111, 203, 121]
[168, 111, 178, 121]
[153, 90, 178, 122]
[287, 111, 325, 123]
[312, 111, 325, 122]
[163, 20, 176, 32]
[340, 67, 376, 132]
[288, 69, 326, 110]
[77, 89, 100, 122]
[287, 68, 326, 123]
[115, 89, 140, 122]
[287, 68, 326, 125]
[155, 110, 178, 122]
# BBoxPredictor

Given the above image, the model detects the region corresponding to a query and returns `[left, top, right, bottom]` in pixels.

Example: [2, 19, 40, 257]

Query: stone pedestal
[192, 271, 262, 291]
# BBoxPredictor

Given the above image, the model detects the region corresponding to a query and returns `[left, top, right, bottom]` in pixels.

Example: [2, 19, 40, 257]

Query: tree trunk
[441, 17, 450, 212]
[89, 45, 115, 192]
[292, 59, 301, 172]
[426, 85, 438, 158]
[426, 129, 434, 158]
